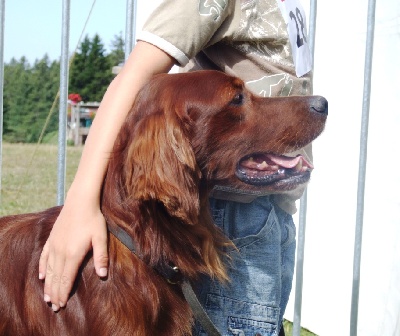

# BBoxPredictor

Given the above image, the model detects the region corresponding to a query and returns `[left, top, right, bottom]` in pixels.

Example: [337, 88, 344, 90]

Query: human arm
[38, 41, 175, 311]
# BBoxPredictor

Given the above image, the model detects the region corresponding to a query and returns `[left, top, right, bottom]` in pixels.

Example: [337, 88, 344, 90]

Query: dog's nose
[310, 96, 328, 115]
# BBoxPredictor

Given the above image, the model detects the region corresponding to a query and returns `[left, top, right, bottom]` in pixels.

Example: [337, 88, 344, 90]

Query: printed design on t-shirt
[236, 0, 293, 67]
[246, 74, 293, 97]
[198, 0, 227, 21]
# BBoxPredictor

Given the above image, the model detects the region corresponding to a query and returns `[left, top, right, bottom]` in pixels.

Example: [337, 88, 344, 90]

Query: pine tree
[108, 32, 125, 67]
[27, 55, 60, 142]
[69, 34, 113, 102]
[3, 57, 34, 142]
[3, 56, 60, 142]
[2, 33, 123, 143]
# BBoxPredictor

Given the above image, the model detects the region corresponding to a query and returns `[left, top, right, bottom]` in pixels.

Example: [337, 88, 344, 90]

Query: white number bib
[276, 0, 312, 77]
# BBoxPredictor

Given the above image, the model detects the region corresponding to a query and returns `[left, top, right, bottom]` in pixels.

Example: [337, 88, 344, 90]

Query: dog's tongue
[268, 154, 311, 168]
[240, 154, 313, 172]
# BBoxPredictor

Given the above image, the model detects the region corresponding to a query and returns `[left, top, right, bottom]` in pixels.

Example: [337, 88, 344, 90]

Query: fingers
[38, 240, 49, 281]
[92, 226, 109, 278]
[41, 245, 82, 312]
[38, 206, 108, 311]
[57, 258, 79, 309]
[44, 252, 63, 311]
[41, 245, 63, 311]
[39, 207, 108, 311]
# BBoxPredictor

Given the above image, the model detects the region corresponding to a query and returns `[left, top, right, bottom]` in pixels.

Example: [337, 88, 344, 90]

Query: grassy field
[283, 320, 317, 336]
[0, 143, 317, 335]
[0, 143, 82, 216]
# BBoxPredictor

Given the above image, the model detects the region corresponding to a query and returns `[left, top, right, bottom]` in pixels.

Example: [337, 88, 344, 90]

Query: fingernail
[44, 294, 51, 302]
[52, 304, 59, 312]
[39, 273, 44, 280]
[99, 268, 107, 277]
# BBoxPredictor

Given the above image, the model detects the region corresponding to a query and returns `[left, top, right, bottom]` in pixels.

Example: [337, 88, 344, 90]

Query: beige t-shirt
[138, 0, 313, 214]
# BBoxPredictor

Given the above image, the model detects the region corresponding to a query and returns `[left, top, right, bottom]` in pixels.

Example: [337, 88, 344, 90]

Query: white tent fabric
[285, 1, 400, 335]
[135, 1, 400, 335]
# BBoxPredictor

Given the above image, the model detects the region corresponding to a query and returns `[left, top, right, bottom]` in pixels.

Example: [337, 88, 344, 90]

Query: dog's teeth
[278, 169, 285, 174]
[295, 160, 303, 171]
[257, 161, 269, 169]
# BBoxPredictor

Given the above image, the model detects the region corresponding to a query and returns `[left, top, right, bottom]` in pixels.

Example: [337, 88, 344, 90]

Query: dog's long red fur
[0, 70, 327, 335]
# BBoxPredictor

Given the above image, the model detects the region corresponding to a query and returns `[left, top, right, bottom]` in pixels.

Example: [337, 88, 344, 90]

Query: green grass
[0, 143, 318, 336]
[283, 319, 318, 336]
[0, 143, 82, 216]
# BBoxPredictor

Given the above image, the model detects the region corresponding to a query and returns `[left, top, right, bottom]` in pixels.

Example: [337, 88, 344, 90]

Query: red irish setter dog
[0, 70, 327, 335]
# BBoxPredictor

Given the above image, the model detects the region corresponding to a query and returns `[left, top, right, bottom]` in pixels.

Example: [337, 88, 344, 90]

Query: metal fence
[0, 1, 377, 335]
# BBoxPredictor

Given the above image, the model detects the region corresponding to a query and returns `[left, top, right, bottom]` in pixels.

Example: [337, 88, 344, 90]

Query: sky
[3, 0, 156, 63]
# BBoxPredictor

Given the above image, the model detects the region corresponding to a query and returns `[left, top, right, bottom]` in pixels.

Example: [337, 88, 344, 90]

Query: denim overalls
[193, 194, 296, 336]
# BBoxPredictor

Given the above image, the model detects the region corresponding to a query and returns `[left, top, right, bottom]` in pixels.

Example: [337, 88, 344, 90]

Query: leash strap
[108, 225, 137, 252]
[181, 280, 221, 336]
[107, 224, 222, 336]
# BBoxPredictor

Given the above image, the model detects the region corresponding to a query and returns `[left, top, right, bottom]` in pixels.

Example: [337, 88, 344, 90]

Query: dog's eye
[230, 93, 244, 106]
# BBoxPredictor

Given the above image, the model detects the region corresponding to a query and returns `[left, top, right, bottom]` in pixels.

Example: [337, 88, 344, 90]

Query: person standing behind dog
[39, 1, 313, 335]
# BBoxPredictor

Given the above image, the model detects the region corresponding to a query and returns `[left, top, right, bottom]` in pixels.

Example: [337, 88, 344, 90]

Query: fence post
[57, 0, 70, 205]
[350, 0, 376, 334]
[292, 1, 317, 335]
[124, 0, 137, 60]
[0, 0, 5, 202]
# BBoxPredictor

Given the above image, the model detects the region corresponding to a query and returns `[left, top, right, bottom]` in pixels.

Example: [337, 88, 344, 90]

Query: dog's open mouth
[236, 153, 314, 188]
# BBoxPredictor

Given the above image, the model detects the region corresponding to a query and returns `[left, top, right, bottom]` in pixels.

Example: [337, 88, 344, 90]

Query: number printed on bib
[276, 0, 312, 77]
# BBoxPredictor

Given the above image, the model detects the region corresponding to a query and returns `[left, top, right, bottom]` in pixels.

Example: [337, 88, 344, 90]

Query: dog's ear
[124, 110, 201, 225]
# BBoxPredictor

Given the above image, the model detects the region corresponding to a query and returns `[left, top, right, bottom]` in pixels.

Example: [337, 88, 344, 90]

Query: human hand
[38, 198, 108, 311]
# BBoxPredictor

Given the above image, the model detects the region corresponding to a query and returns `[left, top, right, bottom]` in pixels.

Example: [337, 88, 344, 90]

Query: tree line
[2, 33, 125, 143]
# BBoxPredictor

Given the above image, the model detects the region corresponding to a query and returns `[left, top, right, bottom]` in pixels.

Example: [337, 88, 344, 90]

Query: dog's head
[102, 70, 327, 280]
[129, 70, 327, 192]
